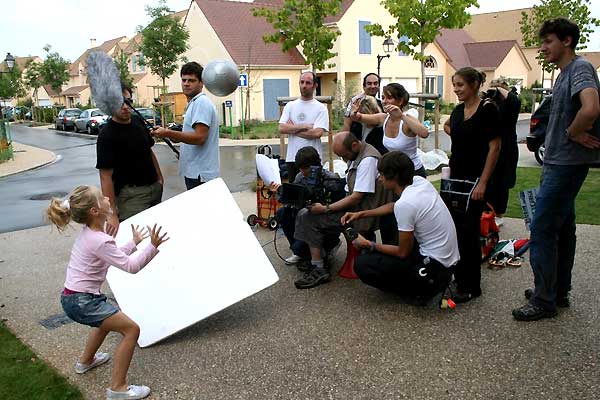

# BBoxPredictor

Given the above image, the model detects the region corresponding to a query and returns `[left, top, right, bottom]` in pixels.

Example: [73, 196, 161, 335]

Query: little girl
[47, 185, 169, 400]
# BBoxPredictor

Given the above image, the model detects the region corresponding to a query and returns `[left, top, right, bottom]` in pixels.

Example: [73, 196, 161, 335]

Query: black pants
[355, 250, 452, 299]
[449, 201, 484, 295]
[185, 176, 205, 190]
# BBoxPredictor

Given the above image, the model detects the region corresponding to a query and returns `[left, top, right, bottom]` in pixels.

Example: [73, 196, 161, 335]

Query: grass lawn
[0, 322, 83, 400]
[434, 167, 600, 225]
[220, 121, 280, 139]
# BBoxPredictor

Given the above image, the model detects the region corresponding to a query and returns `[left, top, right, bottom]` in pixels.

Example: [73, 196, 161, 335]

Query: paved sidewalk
[1, 192, 599, 399]
[0, 141, 56, 178]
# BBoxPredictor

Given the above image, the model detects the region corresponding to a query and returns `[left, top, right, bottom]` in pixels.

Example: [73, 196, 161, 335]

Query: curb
[0, 153, 59, 179]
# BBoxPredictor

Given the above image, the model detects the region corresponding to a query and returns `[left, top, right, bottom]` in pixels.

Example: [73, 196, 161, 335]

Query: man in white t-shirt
[293, 131, 386, 290]
[279, 71, 329, 180]
[342, 151, 460, 299]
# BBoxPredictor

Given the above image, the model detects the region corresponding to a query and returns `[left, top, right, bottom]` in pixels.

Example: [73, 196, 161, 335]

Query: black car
[526, 95, 552, 165]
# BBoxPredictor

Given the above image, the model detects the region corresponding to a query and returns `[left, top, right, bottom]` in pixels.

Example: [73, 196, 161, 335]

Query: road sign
[238, 74, 248, 87]
[225, 100, 233, 108]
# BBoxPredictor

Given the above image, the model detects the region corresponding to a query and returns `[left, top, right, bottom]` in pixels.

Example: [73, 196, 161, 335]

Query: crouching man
[342, 151, 460, 300]
[293, 131, 390, 289]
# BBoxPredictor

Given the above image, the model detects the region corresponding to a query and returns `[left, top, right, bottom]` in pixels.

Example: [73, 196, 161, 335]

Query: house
[463, 8, 600, 89]
[166, 0, 307, 123]
[0, 56, 49, 107]
[426, 29, 531, 102]
[60, 36, 129, 107]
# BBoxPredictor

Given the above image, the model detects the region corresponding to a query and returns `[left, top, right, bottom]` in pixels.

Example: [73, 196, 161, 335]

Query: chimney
[90, 38, 96, 48]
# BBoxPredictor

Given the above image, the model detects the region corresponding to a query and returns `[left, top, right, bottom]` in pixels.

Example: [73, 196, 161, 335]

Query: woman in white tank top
[350, 83, 429, 177]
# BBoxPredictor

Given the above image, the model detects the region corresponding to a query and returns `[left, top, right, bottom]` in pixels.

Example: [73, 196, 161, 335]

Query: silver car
[74, 108, 107, 134]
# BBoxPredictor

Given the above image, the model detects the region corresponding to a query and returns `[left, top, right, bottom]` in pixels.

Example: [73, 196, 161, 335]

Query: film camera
[481, 88, 503, 104]
[278, 166, 346, 209]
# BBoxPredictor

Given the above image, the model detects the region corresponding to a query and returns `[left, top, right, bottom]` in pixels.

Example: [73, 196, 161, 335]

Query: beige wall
[492, 46, 530, 89]
[168, 1, 303, 124]
[133, 73, 161, 107]
[321, 0, 422, 95]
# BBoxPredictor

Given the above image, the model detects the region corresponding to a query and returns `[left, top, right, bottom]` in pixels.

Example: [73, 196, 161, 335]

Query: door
[263, 79, 289, 121]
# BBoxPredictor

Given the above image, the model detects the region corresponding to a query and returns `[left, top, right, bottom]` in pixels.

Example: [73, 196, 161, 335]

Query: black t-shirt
[449, 100, 500, 180]
[96, 115, 157, 194]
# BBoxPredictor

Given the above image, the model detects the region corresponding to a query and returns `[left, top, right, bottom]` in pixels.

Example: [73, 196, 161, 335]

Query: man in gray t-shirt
[152, 62, 220, 190]
[513, 18, 600, 322]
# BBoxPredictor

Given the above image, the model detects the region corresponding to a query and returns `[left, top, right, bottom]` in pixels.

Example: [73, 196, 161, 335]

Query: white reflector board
[106, 178, 279, 347]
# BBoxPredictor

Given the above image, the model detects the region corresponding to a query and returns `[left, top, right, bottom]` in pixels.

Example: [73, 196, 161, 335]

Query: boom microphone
[86, 51, 179, 158]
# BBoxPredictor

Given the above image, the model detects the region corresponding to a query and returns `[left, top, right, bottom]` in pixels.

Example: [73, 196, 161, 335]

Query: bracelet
[326, 204, 331, 213]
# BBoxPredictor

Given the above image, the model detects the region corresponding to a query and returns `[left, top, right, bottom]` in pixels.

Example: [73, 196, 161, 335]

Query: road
[0, 121, 534, 234]
[0, 125, 259, 233]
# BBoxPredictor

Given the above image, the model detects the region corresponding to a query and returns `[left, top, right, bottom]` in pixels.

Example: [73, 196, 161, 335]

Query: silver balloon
[202, 59, 240, 97]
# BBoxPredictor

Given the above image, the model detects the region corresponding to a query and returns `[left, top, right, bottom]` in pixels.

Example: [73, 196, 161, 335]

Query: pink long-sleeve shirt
[64, 226, 159, 294]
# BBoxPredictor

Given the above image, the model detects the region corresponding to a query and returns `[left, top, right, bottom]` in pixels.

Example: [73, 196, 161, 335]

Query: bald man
[293, 131, 390, 289]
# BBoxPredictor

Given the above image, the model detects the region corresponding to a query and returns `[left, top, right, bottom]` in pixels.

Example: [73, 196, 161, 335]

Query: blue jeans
[529, 164, 589, 311]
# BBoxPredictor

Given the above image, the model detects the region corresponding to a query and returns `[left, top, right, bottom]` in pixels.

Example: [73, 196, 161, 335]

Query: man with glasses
[96, 82, 164, 232]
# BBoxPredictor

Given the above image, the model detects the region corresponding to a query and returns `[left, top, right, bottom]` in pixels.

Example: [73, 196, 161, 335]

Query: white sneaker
[106, 385, 151, 400]
[74, 352, 111, 374]
[495, 217, 504, 227]
[285, 254, 302, 265]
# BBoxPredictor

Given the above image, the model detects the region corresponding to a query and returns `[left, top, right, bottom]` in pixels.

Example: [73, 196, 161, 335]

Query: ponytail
[453, 67, 486, 91]
[46, 185, 100, 231]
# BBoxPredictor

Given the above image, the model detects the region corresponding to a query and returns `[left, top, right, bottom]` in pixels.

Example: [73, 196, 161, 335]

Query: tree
[114, 48, 134, 89]
[0, 66, 24, 102]
[252, 0, 342, 71]
[137, 1, 189, 94]
[40, 45, 70, 94]
[520, 0, 600, 85]
[137, 0, 189, 126]
[24, 60, 44, 121]
[366, 0, 477, 95]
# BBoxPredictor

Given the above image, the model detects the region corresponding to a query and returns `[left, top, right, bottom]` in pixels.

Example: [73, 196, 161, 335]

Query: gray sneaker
[106, 385, 151, 400]
[294, 267, 331, 289]
[74, 352, 111, 374]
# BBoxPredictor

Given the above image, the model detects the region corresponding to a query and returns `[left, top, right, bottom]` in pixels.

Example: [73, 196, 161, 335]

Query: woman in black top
[443, 67, 501, 303]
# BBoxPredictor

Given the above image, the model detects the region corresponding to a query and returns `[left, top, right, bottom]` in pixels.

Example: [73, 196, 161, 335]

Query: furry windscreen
[86, 51, 123, 116]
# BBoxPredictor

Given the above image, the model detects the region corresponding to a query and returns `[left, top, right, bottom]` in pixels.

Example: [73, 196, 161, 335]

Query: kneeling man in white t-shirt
[342, 151, 460, 299]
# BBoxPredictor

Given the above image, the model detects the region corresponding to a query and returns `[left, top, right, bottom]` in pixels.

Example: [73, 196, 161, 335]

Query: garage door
[263, 79, 289, 121]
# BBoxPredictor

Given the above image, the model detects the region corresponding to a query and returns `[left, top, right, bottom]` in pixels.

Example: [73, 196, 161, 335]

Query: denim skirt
[61, 292, 119, 328]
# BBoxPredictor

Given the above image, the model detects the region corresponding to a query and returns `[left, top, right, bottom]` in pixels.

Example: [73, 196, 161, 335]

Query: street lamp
[5, 53, 15, 71]
[1, 52, 15, 162]
[1, 53, 16, 121]
[377, 38, 395, 91]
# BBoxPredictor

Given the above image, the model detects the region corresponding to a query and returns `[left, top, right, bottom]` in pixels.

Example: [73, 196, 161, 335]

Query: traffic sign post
[238, 74, 248, 139]
[224, 101, 233, 136]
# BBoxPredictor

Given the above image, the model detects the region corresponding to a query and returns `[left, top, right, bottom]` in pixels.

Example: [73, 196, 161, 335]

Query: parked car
[136, 108, 162, 127]
[55, 108, 83, 131]
[526, 95, 552, 165]
[74, 108, 108, 134]
[97, 107, 162, 132]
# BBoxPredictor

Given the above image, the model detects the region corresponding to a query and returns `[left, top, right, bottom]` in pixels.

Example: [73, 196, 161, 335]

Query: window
[423, 56, 437, 70]
[398, 35, 409, 56]
[138, 53, 145, 71]
[359, 21, 371, 54]
[131, 55, 137, 72]
[425, 77, 436, 94]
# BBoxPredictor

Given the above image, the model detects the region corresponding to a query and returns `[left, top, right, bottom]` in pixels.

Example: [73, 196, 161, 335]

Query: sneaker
[512, 303, 557, 321]
[524, 288, 570, 308]
[294, 268, 331, 289]
[106, 385, 151, 400]
[284, 254, 303, 265]
[74, 352, 111, 374]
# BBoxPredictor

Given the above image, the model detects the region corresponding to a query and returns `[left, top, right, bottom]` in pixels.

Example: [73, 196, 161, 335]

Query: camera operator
[342, 151, 459, 300]
[272, 146, 342, 266]
[483, 80, 521, 226]
[293, 131, 392, 289]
